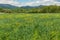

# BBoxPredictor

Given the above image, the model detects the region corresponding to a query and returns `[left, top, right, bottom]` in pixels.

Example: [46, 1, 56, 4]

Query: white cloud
[23, 0, 60, 6]
[0, 0, 60, 7]
[0, 0, 21, 7]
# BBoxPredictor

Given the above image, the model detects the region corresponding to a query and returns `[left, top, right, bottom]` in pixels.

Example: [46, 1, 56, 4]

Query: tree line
[0, 5, 60, 13]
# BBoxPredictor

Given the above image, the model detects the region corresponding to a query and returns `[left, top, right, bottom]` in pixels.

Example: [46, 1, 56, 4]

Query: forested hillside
[0, 5, 60, 13]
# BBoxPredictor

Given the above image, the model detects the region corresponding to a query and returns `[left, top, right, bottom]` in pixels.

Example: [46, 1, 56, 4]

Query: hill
[0, 4, 18, 9]
[0, 4, 60, 13]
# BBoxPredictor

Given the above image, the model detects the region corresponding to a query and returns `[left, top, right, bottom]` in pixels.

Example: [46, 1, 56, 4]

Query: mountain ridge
[0, 4, 44, 9]
[0, 4, 18, 9]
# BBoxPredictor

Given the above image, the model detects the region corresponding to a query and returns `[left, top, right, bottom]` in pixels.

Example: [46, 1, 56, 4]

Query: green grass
[0, 13, 60, 40]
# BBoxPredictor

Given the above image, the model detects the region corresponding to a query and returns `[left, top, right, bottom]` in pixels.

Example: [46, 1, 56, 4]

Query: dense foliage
[0, 5, 60, 13]
[0, 14, 60, 40]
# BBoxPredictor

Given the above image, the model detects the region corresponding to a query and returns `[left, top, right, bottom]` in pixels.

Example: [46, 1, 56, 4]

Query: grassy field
[0, 13, 60, 40]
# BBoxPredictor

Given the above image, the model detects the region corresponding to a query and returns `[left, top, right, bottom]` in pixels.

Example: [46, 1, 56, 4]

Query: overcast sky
[0, 0, 60, 7]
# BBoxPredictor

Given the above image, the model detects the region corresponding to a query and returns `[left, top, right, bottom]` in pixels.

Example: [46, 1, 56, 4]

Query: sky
[0, 0, 60, 7]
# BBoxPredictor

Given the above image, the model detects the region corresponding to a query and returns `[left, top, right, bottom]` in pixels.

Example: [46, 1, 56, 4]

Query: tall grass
[0, 13, 60, 40]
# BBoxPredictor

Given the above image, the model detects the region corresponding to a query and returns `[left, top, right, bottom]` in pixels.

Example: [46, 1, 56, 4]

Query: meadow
[0, 13, 60, 40]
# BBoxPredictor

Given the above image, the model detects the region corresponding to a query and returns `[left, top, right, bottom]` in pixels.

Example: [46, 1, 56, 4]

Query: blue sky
[16, 0, 34, 2]
[0, 0, 60, 7]
[16, 0, 36, 2]
[16, 0, 60, 2]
